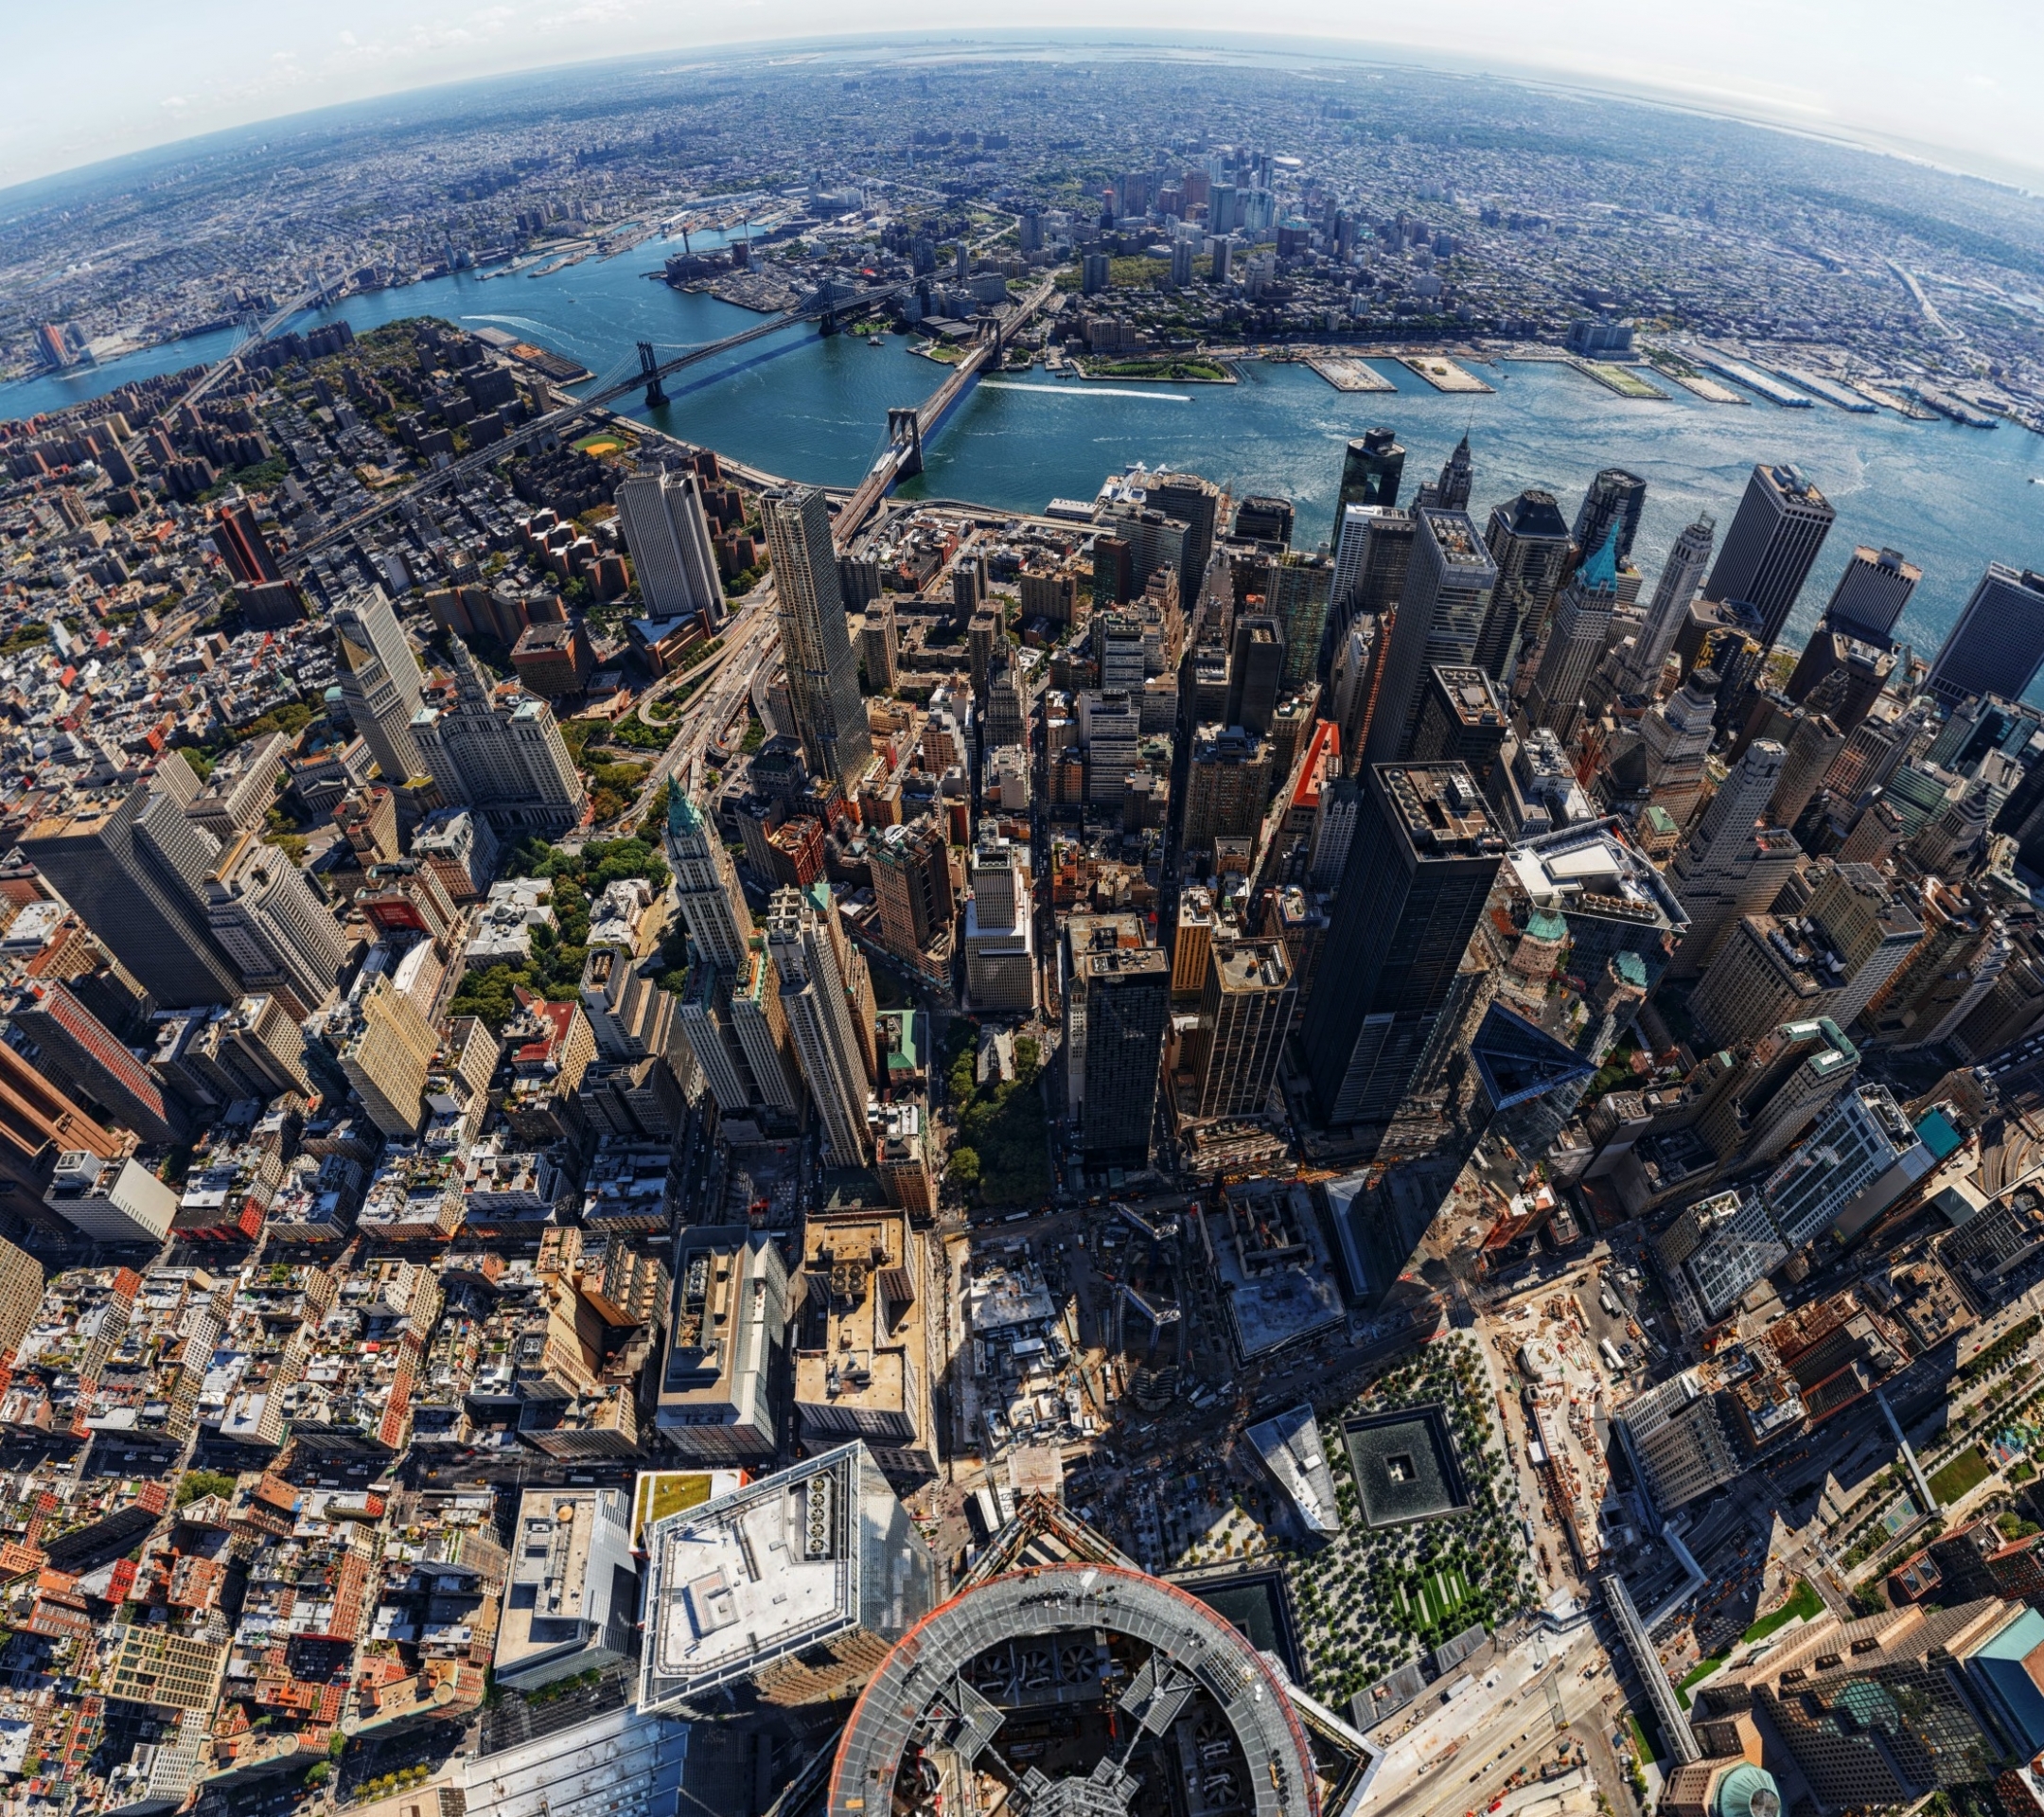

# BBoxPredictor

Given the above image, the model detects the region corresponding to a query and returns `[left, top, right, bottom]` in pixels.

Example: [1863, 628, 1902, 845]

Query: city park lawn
[1929, 1447, 1995, 1505]
[1742, 1578, 1824, 1645]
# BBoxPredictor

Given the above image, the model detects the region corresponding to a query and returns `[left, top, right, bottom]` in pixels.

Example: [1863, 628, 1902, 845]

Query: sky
[8, 2, 2044, 195]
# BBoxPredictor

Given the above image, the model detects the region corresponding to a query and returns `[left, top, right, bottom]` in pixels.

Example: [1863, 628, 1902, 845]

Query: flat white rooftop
[646, 1448, 858, 1699]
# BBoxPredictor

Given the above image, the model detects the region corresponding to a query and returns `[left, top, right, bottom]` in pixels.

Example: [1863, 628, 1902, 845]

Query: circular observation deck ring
[827, 1561, 1320, 1817]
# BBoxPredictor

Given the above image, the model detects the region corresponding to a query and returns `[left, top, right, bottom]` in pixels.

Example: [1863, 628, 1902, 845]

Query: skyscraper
[1822, 546, 1919, 644]
[1474, 489, 1572, 683]
[1667, 740, 1800, 976]
[1866, 879, 2008, 1050]
[1763, 1084, 1935, 1251]
[0, 1041, 125, 1201]
[210, 502, 284, 587]
[760, 486, 872, 788]
[1182, 725, 1272, 855]
[1410, 665, 1508, 787]
[1190, 938, 1296, 1120]
[409, 638, 588, 837]
[21, 775, 242, 1010]
[1635, 669, 1720, 825]
[1524, 537, 1619, 742]
[963, 834, 1035, 1013]
[1795, 862, 1924, 1032]
[1148, 471, 1221, 592]
[1260, 554, 1332, 690]
[1572, 467, 1647, 564]
[1300, 764, 1505, 1129]
[730, 943, 803, 1120]
[614, 466, 725, 622]
[1225, 615, 1285, 734]
[336, 974, 441, 1138]
[5, 979, 189, 1142]
[1615, 516, 1716, 697]
[1336, 428, 1405, 520]
[1703, 464, 1836, 649]
[1330, 504, 1413, 632]
[664, 774, 755, 971]
[333, 586, 428, 786]
[203, 830, 352, 1014]
[1328, 617, 1380, 762]
[765, 888, 872, 1168]
[868, 818, 955, 979]
[1926, 565, 2044, 708]
[1366, 508, 1499, 766]
[1694, 1017, 1859, 1172]
[1065, 915, 1169, 1167]
[1422, 432, 1472, 511]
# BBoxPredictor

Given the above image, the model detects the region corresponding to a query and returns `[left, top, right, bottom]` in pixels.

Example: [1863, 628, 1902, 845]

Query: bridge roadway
[172, 286, 326, 415]
[831, 274, 1060, 551]
[285, 283, 905, 573]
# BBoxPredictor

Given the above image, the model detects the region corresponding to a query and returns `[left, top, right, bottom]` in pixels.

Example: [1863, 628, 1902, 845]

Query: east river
[7, 228, 2043, 666]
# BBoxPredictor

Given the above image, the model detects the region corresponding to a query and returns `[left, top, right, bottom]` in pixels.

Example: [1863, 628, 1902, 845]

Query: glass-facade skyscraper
[1299, 763, 1505, 1130]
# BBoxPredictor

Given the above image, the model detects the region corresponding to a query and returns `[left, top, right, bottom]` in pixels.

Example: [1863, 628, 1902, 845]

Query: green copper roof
[1714, 1765, 1780, 1817]
[1577, 531, 1620, 593]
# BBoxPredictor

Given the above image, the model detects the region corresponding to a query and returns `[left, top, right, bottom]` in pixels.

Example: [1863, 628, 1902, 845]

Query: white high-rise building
[766, 888, 872, 1167]
[1617, 516, 1715, 697]
[333, 586, 428, 785]
[204, 831, 352, 1015]
[1763, 1084, 1937, 1249]
[615, 467, 725, 623]
[409, 638, 587, 837]
[964, 835, 1036, 1013]
[664, 773, 753, 970]
[1668, 739, 1798, 976]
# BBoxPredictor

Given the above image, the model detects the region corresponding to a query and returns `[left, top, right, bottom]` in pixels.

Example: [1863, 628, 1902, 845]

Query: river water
[8, 227, 2043, 665]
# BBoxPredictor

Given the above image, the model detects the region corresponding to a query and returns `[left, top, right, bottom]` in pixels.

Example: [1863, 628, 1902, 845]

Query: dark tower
[1225, 615, 1286, 736]
[1572, 467, 1648, 565]
[1432, 432, 1472, 511]
[1475, 488, 1572, 684]
[1704, 463, 1837, 650]
[1337, 428, 1406, 520]
[1299, 763, 1505, 1130]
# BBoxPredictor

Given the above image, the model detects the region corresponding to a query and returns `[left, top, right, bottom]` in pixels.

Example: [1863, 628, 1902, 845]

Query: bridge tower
[887, 407, 924, 479]
[636, 342, 668, 408]
[818, 280, 840, 337]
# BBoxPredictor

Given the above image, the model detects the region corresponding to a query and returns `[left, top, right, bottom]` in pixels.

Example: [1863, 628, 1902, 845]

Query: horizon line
[2, 26, 2041, 208]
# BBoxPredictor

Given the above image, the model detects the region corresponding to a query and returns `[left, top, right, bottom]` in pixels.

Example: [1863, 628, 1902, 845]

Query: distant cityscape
[0, 43, 2043, 1817]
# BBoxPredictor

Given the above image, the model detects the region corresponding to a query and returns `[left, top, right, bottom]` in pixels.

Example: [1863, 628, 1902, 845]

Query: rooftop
[641, 1446, 866, 1707]
[1381, 764, 1502, 855]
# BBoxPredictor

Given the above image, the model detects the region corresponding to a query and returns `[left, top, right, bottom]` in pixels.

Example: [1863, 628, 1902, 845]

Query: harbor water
[6, 230, 2042, 667]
